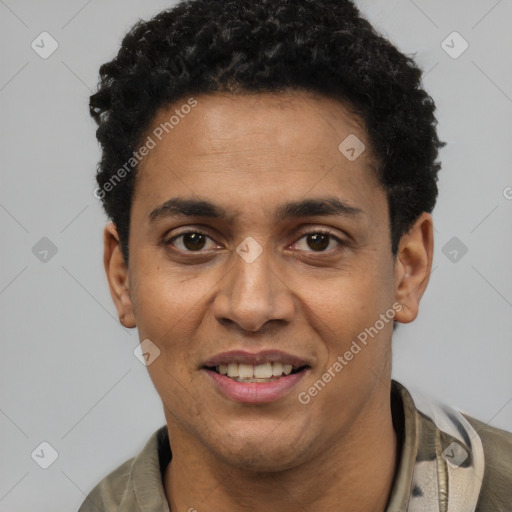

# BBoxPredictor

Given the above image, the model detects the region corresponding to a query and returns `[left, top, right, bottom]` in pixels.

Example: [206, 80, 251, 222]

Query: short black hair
[90, 0, 444, 263]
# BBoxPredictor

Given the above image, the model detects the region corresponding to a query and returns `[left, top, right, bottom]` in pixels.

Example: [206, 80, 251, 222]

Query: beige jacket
[78, 381, 512, 511]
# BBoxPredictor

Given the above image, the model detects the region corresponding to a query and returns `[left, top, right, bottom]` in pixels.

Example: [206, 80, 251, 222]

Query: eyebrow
[149, 196, 364, 223]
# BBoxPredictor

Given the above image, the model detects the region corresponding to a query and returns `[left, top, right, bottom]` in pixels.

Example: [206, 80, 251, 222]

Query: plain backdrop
[1, 1, 511, 510]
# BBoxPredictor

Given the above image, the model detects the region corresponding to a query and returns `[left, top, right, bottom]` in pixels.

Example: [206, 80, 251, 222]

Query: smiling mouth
[205, 362, 309, 383]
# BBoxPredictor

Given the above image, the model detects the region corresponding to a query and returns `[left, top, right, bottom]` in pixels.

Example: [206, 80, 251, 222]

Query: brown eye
[305, 233, 330, 252]
[293, 229, 345, 254]
[167, 231, 218, 252]
[181, 233, 207, 251]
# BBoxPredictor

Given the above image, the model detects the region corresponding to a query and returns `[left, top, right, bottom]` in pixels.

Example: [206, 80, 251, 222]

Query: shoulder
[393, 381, 512, 511]
[463, 414, 512, 511]
[77, 425, 170, 512]
[77, 457, 135, 512]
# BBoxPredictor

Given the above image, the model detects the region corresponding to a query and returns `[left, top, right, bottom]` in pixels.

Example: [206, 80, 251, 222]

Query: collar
[387, 380, 485, 511]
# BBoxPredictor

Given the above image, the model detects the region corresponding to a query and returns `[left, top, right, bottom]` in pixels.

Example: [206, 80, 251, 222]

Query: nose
[212, 242, 295, 333]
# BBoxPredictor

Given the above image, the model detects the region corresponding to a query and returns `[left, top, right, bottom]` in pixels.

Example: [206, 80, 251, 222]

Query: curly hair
[90, 0, 444, 263]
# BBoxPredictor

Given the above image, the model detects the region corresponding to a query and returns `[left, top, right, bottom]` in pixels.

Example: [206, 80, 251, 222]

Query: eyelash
[165, 228, 347, 255]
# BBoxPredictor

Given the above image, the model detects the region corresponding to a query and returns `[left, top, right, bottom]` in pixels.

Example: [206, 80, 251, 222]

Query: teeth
[254, 363, 273, 379]
[227, 363, 238, 378]
[238, 364, 254, 379]
[272, 362, 283, 376]
[214, 362, 300, 380]
[235, 377, 280, 383]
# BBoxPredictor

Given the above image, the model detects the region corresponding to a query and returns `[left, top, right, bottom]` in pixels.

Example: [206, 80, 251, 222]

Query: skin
[104, 91, 433, 512]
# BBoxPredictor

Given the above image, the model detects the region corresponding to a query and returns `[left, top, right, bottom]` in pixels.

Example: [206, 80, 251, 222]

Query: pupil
[308, 233, 329, 251]
[184, 233, 206, 251]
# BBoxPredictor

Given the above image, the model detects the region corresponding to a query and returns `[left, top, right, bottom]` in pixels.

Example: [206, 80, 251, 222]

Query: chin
[221, 445, 305, 473]
[207, 422, 313, 473]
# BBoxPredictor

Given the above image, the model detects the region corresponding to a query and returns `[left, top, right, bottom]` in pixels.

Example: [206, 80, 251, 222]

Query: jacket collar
[388, 380, 485, 512]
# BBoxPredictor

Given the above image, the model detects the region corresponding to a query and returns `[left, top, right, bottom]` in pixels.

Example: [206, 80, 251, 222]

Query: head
[91, 0, 442, 471]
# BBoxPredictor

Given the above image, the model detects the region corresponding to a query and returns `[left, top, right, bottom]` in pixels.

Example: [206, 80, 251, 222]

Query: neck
[164, 386, 398, 512]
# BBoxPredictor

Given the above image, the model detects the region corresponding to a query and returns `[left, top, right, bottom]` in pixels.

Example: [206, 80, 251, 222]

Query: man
[81, 0, 512, 510]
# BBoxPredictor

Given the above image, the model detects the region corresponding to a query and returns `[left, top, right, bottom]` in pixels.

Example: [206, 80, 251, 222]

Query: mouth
[201, 350, 311, 403]
[205, 362, 308, 383]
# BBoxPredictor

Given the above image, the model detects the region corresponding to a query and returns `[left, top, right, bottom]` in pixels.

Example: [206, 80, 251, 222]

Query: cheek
[132, 260, 208, 336]
[293, 255, 395, 394]
[298, 273, 394, 418]
[297, 261, 391, 335]
[132, 269, 208, 408]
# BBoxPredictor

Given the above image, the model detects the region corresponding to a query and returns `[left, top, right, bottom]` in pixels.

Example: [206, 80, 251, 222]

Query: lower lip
[203, 368, 308, 404]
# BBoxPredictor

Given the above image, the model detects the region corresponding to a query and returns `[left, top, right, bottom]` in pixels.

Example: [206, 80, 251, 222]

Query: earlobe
[393, 212, 434, 324]
[103, 223, 136, 328]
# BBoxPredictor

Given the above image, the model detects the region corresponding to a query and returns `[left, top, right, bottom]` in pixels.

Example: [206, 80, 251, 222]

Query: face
[105, 91, 432, 472]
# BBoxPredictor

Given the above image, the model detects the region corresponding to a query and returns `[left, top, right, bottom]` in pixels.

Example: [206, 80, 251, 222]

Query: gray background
[1, 0, 511, 510]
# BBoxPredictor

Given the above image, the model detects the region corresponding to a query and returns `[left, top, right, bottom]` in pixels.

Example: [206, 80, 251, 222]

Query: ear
[393, 212, 434, 324]
[103, 222, 136, 328]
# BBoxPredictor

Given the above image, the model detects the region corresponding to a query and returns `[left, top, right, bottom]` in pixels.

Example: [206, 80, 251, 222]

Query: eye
[292, 229, 346, 253]
[165, 228, 346, 255]
[166, 231, 220, 252]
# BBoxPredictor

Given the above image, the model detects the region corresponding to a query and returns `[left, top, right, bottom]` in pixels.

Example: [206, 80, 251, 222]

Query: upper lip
[202, 350, 311, 368]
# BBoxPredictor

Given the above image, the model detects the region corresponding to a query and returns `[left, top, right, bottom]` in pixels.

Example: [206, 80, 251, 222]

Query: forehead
[140, 91, 372, 162]
[132, 91, 383, 223]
